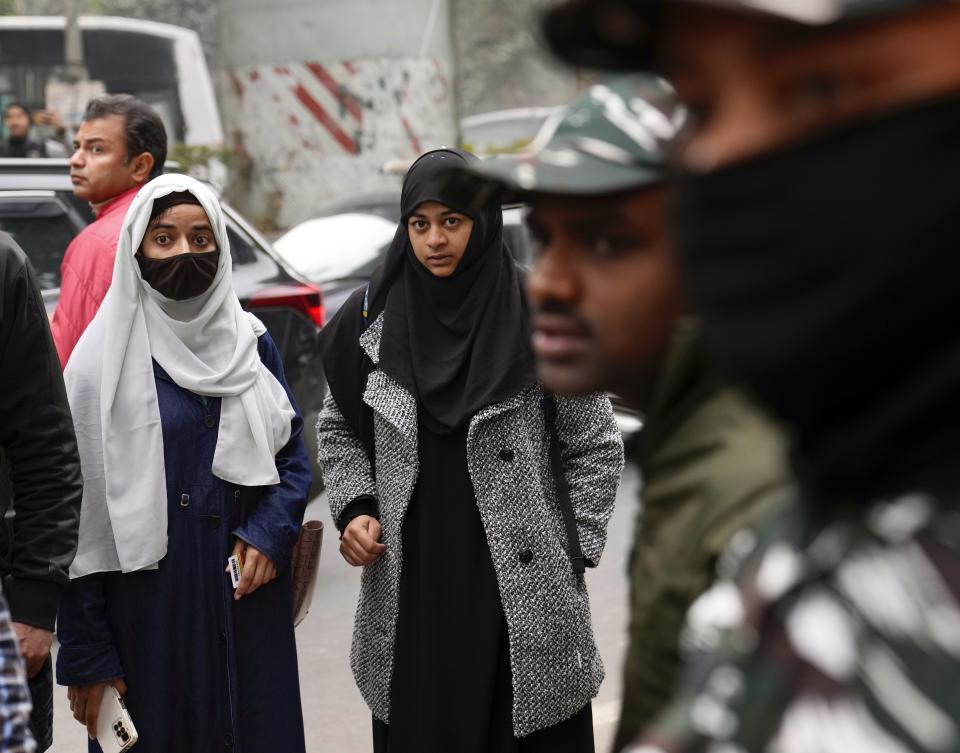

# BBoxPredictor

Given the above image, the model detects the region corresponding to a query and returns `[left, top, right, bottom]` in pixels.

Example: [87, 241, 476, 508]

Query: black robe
[372, 421, 594, 753]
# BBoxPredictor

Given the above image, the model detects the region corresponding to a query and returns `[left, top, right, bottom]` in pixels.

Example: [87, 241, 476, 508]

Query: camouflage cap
[542, 0, 942, 71]
[452, 75, 683, 201]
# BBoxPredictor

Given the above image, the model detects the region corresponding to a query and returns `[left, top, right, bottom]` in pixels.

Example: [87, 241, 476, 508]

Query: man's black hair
[3, 102, 30, 119]
[83, 94, 167, 180]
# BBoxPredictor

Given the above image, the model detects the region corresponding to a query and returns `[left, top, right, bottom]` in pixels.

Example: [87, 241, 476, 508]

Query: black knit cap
[148, 190, 202, 223]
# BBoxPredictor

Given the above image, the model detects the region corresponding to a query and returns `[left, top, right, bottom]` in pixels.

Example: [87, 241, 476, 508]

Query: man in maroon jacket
[50, 94, 166, 367]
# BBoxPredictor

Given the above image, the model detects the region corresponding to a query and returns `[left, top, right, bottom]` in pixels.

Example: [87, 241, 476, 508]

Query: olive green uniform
[614, 320, 790, 750]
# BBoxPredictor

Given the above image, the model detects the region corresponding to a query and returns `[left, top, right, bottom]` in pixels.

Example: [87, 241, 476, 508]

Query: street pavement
[49, 462, 641, 753]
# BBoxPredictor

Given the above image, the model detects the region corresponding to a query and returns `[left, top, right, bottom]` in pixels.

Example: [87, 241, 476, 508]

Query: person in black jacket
[0, 231, 83, 751]
[0, 104, 47, 159]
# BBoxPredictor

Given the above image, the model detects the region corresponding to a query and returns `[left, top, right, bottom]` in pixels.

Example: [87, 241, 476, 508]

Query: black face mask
[677, 93, 960, 503]
[137, 250, 221, 301]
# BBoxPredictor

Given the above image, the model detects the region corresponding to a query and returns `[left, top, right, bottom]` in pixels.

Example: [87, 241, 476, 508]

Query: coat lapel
[360, 314, 418, 449]
[360, 313, 536, 447]
[472, 385, 535, 429]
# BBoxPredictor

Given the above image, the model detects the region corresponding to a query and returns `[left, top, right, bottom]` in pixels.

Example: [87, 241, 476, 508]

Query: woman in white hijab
[55, 174, 311, 753]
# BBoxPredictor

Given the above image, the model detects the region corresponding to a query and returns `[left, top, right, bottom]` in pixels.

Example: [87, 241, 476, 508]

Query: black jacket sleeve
[0, 233, 82, 631]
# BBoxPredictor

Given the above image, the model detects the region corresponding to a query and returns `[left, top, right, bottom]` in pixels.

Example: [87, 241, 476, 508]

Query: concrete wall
[217, 0, 458, 228]
[221, 56, 456, 229]
[218, 0, 454, 67]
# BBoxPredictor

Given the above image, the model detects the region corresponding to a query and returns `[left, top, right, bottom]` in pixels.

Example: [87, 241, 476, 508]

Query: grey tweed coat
[316, 313, 624, 737]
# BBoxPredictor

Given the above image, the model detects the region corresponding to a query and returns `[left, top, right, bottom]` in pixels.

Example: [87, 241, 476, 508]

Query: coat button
[204, 415, 216, 428]
[180, 494, 190, 508]
[224, 733, 234, 747]
[499, 448, 514, 462]
[218, 631, 226, 644]
[519, 549, 533, 565]
[209, 517, 220, 530]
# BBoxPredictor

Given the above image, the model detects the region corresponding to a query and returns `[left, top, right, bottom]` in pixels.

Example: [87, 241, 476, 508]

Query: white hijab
[65, 174, 295, 577]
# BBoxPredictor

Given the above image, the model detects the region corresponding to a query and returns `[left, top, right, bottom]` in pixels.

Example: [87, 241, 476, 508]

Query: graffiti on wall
[222, 57, 456, 229]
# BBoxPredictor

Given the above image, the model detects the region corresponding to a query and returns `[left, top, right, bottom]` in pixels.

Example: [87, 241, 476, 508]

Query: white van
[0, 15, 222, 146]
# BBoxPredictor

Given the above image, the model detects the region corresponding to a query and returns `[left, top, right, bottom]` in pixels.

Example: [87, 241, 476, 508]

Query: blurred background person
[0, 103, 46, 159]
[317, 148, 623, 753]
[542, 0, 960, 751]
[0, 230, 82, 752]
[56, 175, 310, 753]
[50, 94, 166, 368]
[452, 74, 789, 751]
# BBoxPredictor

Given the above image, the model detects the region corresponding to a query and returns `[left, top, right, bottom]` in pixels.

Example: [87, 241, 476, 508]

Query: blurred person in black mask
[540, 1, 960, 751]
[0, 104, 46, 159]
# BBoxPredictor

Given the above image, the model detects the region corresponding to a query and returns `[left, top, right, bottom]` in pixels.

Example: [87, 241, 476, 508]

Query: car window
[226, 223, 259, 266]
[0, 197, 80, 290]
[346, 241, 391, 280]
[61, 192, 95, 225]
[503, 220, 535, 267]
[273, 214, 397, 282]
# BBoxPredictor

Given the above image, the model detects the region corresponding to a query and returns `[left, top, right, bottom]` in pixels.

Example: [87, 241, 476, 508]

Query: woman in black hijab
[318, 149, 623, 752]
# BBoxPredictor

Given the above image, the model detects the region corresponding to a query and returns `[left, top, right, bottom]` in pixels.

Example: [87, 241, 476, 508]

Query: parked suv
[0, 158, 326, 495]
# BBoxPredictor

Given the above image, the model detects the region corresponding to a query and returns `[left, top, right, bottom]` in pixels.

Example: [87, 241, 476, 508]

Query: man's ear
[130, 152, 155, 183]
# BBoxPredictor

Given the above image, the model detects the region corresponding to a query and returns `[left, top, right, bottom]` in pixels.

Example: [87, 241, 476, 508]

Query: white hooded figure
[57, 174, 310, 753]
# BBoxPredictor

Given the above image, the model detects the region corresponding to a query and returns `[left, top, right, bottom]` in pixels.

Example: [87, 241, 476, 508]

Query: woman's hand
[68, 678, 127, 739]
[340, 515, 386, 567]
[229, 539, 278, 600]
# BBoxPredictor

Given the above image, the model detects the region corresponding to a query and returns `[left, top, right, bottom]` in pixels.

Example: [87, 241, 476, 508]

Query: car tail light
[248, 283, 325, 327]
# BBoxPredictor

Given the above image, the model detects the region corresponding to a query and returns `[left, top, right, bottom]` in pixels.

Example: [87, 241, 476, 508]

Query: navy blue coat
[56, 333, 311, 753]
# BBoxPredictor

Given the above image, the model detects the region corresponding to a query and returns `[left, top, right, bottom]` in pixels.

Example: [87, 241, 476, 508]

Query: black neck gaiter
[677, 93, 960, 506]
[137, 250, 220, 301]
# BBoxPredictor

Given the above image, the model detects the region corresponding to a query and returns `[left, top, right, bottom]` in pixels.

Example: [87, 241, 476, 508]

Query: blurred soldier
[0, 232, 82, 750]
[0, 104, 46, 159]
[452, 75, 789, 749]
[543, 1, 960, 751]
[50, 94, 167, 367]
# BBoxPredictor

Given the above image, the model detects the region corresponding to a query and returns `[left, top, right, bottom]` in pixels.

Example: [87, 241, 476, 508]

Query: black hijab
[320, 149, 536, 449]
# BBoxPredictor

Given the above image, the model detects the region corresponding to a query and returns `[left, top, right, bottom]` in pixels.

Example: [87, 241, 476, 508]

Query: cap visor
[445, 151, 665, 207]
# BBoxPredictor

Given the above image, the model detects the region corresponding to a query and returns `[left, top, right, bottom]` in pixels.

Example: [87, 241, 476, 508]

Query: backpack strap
[542, 393, 587, 575]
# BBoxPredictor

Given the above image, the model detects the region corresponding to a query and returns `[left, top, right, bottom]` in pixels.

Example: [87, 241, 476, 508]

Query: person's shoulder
[0, 232, 29, 287]
[642, 387, 793, 550]
[256, 328, 279, 355]
[656, 386, 788, 488]
[343, 284, 369, 318]
[71, 215, 114, 252]
[0, 231, 26, 263]
[255, 326, 285, 372]
[320, 284, 370, 351]
[87, 188, 140, 246]
[87, 211, 125, 247]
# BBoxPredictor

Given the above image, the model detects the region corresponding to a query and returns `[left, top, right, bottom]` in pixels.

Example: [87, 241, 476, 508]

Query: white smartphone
[96, 686, 138, 753]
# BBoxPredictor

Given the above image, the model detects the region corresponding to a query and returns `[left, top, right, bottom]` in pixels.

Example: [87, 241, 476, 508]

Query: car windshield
[0, 197, 80, 290]
[502, 206, 535, 267]
[273, 213, 397, 283]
